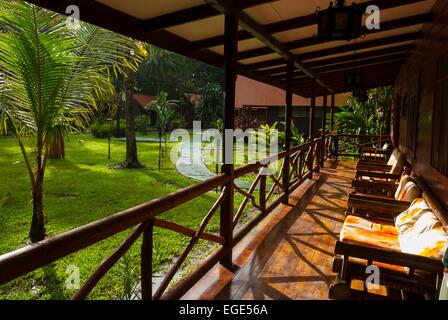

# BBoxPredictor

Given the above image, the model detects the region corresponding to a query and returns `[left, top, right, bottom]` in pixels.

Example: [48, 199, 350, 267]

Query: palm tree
[140, 47, 178, 95]
[0, 1, 142, 242]
[147, 91, 178, 169]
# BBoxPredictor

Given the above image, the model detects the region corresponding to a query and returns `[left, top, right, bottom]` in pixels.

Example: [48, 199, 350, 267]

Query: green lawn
[0, 134, 225, 299]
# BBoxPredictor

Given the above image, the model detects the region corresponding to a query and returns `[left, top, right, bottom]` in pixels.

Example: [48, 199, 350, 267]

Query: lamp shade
[317, 1, 362, 41]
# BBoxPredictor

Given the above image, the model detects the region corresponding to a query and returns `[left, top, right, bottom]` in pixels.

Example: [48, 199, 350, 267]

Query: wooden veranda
[1, 0, 448, 300]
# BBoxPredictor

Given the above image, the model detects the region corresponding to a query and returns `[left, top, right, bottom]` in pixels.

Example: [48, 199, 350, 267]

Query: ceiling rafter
[259, 44, 414, 76]
[192, 0, 425, 51]
[236, 13, 429, 61]
[245, 31, 421, 70]
[24, 0, 292, 94]
[205, 0, 335, 93]
[273, 54, 409, 81]
[141, 0, 278, 33]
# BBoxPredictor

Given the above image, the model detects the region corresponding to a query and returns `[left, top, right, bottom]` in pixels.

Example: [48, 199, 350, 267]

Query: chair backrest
[389, 151, 404, 174]
[414, 176, 448, 230]
[387, 148, 400, 166]
[394, 175, 421, 202]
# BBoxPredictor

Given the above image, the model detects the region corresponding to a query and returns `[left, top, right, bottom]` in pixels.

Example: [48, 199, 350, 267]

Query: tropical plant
[196, 83, 223, 128]
[255, 122, 281, 153]
[334, 96, 375, 135]
[119, 253, 139, 300]
[147, 91, 178, 169]
[0, 1, 142, 241]
[335, 86, 392, 135]
[135, 114, 151, 134]
[279, 122, 305, 147]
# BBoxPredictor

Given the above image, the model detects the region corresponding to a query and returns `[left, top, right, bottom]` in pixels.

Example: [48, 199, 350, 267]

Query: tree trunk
[29, 171, 46, 242]
[124, 69, 142, 168]
[48, 126, 65, 159]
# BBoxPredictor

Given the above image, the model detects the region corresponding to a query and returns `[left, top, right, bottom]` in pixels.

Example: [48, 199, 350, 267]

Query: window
[406, 72, 420, 152]
[431, 56, 448, 175]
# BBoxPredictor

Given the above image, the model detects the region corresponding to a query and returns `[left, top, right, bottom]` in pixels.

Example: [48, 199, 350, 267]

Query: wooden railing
[330, 133, 391, 158]
[0, 133, 337, 300]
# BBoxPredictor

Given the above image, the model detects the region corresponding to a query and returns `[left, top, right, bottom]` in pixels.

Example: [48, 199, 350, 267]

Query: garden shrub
[135, 114, 150, 134]
[90, 119, 126, 138]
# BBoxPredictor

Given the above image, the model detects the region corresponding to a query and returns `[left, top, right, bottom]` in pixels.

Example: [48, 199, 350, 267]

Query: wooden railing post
[308, 83, 316, 175]
[321, 93, 327, 167]
[330, 94, 335, 132]
[308, 141, 314, 174]
[282, 60, 293, 204]
[141, 219, 154, 300]
[220, 12, 238, 270]
[260, 171, 266, 213]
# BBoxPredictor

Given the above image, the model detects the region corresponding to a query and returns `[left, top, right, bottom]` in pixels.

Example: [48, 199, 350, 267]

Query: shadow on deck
[182, 159, 355, 300]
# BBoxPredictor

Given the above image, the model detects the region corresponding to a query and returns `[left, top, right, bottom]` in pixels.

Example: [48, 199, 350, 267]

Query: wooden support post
[220, 13, 238, 270]
[330, 93, 335, 132]
[141, 220, 154, 300]
[308, 82, 316, 173]
[282, 60, 293, 205]
[321, 93, 327, 167]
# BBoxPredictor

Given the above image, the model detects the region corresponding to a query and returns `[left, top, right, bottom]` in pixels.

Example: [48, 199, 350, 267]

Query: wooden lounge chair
[330, 186, 448, 300]
[352, 151, 411, 196]
[356, 147, 403, 172]
[347, 174, 421, 216]
[359, 143, 392, 162]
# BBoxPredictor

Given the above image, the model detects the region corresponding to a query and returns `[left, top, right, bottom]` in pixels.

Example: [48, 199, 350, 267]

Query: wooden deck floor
[183, 160, 356, 300]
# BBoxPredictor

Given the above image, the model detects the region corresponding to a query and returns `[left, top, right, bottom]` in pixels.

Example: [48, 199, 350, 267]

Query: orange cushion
[344, 215, 398, 235]
[340, 215, 400, 251]
[395, 198, 431, 234]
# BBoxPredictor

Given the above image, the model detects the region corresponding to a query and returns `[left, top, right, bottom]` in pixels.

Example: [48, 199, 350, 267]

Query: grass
[0, 133, 224, 299]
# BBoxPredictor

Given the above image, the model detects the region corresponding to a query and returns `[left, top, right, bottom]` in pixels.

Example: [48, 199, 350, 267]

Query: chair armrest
[355, 171, 401, 181]
[347, 193, 409, 219]
[356, 163, 392, 172]
[349, 193, 410, 207]
[361, 148, 390, 156]
[335, 241, 443, 274]
[351, 180, 398, 198]
[358, 158, 388, 165]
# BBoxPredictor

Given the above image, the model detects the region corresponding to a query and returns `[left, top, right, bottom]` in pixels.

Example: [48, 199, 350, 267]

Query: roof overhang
[25, 0, 438, 97]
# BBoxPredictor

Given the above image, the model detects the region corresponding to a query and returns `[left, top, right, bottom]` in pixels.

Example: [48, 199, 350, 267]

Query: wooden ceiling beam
[237, 13, 429, 61]
[206, 0, 335, 93]
[271, 52, 410, 81]
[245, 31, 420, 70]
[141, 0, 278, 33]
[260, 44, 414, 76]
[292, 62, 403, 93]
[192, 0, 425, 51]
[24, 0, 288, 94]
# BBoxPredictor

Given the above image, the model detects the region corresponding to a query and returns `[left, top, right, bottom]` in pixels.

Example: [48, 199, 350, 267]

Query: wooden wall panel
[394, 0, 448, 209]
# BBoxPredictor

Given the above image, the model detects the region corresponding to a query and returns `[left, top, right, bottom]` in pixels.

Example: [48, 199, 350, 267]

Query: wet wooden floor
[183, 160, 356, 300]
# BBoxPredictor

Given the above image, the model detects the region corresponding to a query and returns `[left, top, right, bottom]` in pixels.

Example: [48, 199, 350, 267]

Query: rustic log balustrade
[331, 133, 392, 159]
[0, 133, 384, 300]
